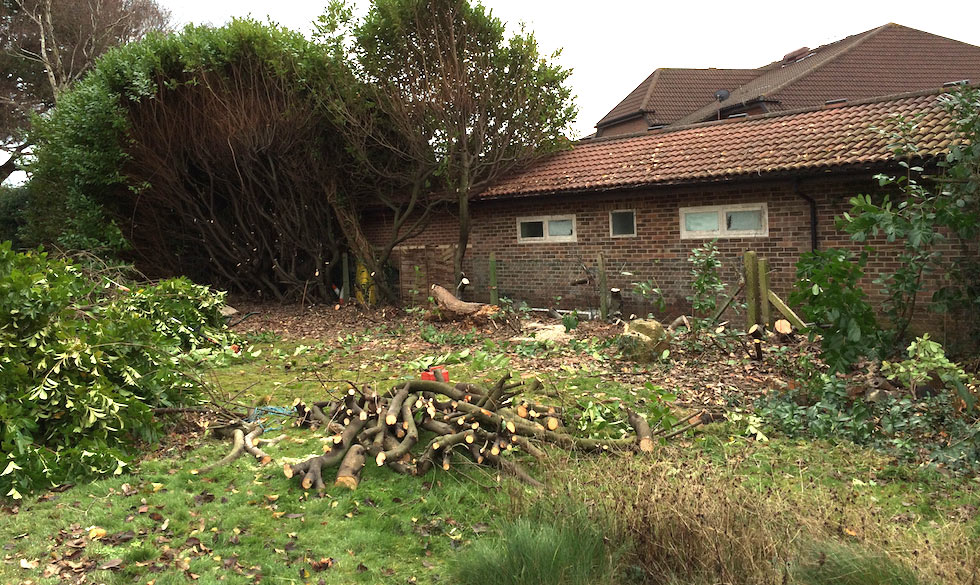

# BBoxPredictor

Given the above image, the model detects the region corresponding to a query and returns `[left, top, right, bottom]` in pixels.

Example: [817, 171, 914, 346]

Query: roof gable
[597, 24, 980, 135]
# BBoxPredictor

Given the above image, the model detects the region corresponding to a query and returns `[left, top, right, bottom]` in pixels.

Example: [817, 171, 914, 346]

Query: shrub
[453, 516, 620, 585]
[0, 244, 228, 497]
[686, 240, 726, 320]
[0, 185, 30, 248]
[790, 249, 881, 372]
[758, 373, 980, 472]
[882, 334, 978, 409]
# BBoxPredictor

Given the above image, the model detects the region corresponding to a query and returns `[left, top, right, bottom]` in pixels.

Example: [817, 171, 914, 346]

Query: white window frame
[679, 202, 768, 239]
[517, 215, 577, 243]
[609, 209, 637, 238]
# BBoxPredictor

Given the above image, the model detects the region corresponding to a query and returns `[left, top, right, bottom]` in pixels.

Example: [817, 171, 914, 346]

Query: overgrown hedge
[0, 243, 233, 498]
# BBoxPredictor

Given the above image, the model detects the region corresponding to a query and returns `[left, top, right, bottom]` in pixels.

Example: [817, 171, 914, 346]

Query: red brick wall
[364, 173, 973, 340]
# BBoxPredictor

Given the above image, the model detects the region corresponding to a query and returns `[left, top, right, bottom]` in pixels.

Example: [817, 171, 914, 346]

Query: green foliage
[0, 244, 225, 497]
[793, 541, 924, 585]
[686, 240, 726, 320]
[630, 276, 666, 314]
[882, 334, 977, 410]
[790, 249, 880, 372]
[561, 312, 579, 332]
[758, 373, 980, 472]
[453, 516, 619, 585]
[840, 89, 980, 347]
[0, 185, 29, 248]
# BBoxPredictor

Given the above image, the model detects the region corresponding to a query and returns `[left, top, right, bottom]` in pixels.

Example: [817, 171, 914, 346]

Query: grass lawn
[2, 310, 978, 584]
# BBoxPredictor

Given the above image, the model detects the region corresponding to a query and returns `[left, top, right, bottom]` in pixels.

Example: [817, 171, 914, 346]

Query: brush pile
[200, 374, 704, 490]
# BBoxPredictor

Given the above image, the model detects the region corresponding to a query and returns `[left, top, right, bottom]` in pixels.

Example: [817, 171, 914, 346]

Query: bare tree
[0, 0, 170, 182]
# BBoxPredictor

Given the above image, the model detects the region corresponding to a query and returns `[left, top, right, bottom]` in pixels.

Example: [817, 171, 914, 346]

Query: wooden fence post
[757, 256, 771, 328]
[744, 251, 759, 329]
[488, 253, 499, 306]
[341, 253, 351, 304]
[597, 252, 609, 320]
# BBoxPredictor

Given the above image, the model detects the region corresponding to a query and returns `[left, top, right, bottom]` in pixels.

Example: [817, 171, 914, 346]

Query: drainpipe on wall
[793, 177, 819, 252]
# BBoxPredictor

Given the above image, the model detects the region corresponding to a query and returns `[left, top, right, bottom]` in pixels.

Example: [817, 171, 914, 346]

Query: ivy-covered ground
[2, 304, 978, 585]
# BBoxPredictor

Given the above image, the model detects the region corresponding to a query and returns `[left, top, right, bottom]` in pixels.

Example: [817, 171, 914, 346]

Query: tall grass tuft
[793, 541, 925, 585]
[453, 516, 620, 585]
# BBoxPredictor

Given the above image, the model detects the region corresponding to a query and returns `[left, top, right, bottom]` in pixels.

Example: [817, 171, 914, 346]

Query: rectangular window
[679, 203, 768, 239]
[609, 210, 636, 237]
[517, 215, 576, 243]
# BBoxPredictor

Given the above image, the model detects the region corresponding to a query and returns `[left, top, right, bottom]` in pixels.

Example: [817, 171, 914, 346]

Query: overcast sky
[4, 0, 978, 185]
[160, 0, 980, 138]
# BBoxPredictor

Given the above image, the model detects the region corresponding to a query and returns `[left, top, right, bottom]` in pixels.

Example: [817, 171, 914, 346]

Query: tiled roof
[482, 91, 958, 199]
[675, 24, 980, 125]
[596, 68, 758, 128]
[596, 24, 980, 134]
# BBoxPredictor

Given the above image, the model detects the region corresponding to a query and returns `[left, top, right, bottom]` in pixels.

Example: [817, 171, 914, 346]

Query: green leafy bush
[790, 249, 881, 372]
[0, 185, 30, 248]
[0, 244, 228, 497]
[882, 334, 978, 410]
[758, 372, 980, 472]
[686, 240, 727, 320]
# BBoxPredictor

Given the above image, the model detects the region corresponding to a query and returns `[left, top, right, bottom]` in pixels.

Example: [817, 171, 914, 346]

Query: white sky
[160, 0, 980, 138]
[4, 0, 979, 186]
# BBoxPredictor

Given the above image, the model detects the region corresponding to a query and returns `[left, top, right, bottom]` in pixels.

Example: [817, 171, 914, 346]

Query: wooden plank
[743, 251, 759, 329]
[488, 253, 499, 306]
[757, 256, 771, 327]
[767, 290, 806, 330]
[597, 252, 609, 320]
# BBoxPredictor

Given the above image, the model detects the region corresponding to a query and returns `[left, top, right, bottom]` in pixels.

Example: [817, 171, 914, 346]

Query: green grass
[3, 320, 978, 585]
[1, 433, 512, 584]
[453, 516, 620, 585]
[793, 541, 924, 585]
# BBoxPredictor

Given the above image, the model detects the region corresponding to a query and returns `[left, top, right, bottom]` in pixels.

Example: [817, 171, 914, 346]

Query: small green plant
[576, 400, 629, 439]
[790, 248, 881, 372]
[453, 517, 620, 585]
[630, 276, 666, 314]
[793, 541, 924, 585]
[882, 334, 977, 408]
[561, 312, 579, 332]
[686, 240, 727, 321]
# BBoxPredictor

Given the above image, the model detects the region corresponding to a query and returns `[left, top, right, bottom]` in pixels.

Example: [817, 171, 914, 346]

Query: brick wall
[364, 172, 973, 340]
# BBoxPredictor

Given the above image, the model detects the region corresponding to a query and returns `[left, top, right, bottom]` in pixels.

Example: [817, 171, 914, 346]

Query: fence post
[744, 251, 759, 329]
[488, 253, 499, 306]
[598, 252, 609, 320]
[341, 253, 351, 304]
[757, 256, 771, 328]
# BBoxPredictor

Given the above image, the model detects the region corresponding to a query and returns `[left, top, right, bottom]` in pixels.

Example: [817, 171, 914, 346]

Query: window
[517, 215, 576, 243]
[679, 203, 768, 239]
[609, 210, 636, 237]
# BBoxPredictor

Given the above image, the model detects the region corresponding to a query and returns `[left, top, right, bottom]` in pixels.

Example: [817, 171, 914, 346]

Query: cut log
[243, 426, 272, 464]
[627, 409, 655, 453]
[430, 284, 499, 320]
[335, 445, 367, 490]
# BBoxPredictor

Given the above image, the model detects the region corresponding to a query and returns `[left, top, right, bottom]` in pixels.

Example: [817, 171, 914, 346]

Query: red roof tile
[483, 91, 958, 199]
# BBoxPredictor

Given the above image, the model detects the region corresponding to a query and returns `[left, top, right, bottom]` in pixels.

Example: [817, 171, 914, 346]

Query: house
[596, 23, 980, 137]
[362, 24, 978, 338]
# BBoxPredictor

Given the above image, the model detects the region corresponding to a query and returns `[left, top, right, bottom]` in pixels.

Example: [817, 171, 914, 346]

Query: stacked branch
[276, 374, 704, 491]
